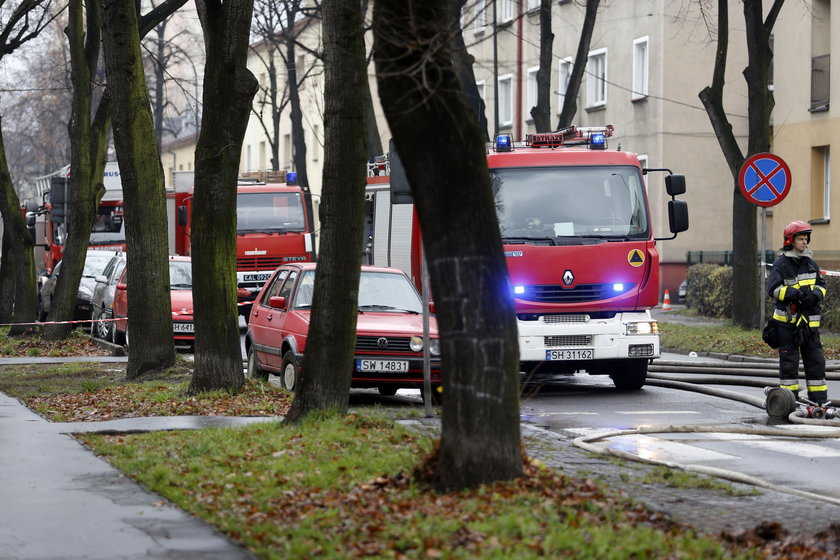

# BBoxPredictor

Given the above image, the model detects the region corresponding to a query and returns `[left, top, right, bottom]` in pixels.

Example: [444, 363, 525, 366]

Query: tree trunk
[700, 0, 783, 329]
[557, 0, 600, 129]
[0, 128, 38, 334]
[374, 0, 522, 491]
[101, 0, 177, 378]
[284, 0, 367, 424]
[530, 0, 553, 132]
[43, 0, 105, 341]
[190, 0, 258, 393]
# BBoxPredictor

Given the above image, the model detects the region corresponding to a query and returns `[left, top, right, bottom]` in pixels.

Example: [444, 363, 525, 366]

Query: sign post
[738, 153, 792, 323]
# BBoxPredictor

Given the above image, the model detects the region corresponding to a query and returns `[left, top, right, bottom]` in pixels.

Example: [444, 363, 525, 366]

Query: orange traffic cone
[662, 289, 672, 311]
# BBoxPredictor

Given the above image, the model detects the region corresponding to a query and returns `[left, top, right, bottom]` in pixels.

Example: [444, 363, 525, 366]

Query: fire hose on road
[572, 358, 840, 506]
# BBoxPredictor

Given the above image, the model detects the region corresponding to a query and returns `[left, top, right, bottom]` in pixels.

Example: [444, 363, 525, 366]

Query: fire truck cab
[364, 126, 688, 390]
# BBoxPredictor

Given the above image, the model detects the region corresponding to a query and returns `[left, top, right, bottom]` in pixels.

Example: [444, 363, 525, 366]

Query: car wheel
[280, 351, 299, 392]
[96, 311, 112, 341]
[610, 359, 647, 391]
[378, 386, 398, 396]
[246, 345, 269, 381]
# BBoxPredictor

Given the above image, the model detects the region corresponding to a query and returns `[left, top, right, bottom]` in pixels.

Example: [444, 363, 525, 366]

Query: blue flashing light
[590, 133, 606, 150]
[286, 171, 298, 185]
[612, 283, 625, 293]
[513, 285, 526, 295]
[495, 134, 513, 152]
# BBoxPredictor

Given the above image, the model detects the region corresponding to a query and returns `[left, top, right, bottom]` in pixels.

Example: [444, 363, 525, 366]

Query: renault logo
[377, 337, 389, 349]
[563, 270, 574, 286]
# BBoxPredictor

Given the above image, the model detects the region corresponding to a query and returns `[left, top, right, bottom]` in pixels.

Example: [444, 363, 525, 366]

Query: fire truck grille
[237, 256, 286, 270]
[529, 283, 635, 303]
[543, 314, 588, 324]
[545, 335, 592, 347]
[355, 336, 413, 353]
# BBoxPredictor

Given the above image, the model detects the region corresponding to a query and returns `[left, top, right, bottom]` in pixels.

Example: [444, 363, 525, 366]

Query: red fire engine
[364, 126, 688, 390]
[169, 172, 315, 319]
[27, 162, 126, 277]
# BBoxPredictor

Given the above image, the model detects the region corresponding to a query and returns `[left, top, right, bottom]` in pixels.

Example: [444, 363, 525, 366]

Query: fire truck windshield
[491, 165, 649, 243]
[236, 192, 306, 233]
[90, 207, 125, 245]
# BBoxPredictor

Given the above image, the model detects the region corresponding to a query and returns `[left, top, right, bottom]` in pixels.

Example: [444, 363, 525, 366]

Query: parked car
[110, 255, 195, 347]
[91, 252, 128, 341]
[678, 279, 688, 307]
[38, 249, 118, 329]
[245, 263, 441, 395]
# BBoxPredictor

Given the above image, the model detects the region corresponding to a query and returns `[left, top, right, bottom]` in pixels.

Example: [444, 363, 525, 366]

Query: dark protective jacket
[767, 251, 826, 328]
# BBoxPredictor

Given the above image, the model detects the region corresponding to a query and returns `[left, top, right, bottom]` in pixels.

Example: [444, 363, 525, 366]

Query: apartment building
[771, 0, 840, 269]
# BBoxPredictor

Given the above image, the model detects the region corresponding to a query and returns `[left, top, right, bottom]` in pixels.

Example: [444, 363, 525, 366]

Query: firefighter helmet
[783, 220, 812, 247]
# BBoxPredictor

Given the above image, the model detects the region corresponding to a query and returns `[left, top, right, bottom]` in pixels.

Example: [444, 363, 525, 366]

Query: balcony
[811, 54, 830, 112]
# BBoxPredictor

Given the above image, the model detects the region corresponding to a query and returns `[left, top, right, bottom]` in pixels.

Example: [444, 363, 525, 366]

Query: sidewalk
[0, 390, 264, 559]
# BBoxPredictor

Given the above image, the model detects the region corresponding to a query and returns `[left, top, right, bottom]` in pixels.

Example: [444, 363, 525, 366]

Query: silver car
[38, 250, 117, 330]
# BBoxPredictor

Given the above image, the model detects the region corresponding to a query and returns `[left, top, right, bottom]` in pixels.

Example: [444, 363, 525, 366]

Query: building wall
[771, 1, 840, 270]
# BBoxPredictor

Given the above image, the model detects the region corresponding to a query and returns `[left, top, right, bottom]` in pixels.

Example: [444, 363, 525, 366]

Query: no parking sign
[738, 153, 792, 207]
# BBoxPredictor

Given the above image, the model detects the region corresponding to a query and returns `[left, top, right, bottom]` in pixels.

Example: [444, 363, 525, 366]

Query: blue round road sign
[738, 153, 791, 207]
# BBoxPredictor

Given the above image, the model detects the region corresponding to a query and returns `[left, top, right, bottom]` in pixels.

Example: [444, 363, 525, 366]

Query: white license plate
[356, 359, 409, 373]
[546, 349, 593, 360]
[173, 322, 194, 333]
[243, 273, 271, 282]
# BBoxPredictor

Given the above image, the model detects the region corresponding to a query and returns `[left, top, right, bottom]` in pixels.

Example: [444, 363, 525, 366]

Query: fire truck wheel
[280, 351, 299, 392]
[246, 346, 269, 381]
[610, 359, 647, 391]
[96, 311, 112, 341]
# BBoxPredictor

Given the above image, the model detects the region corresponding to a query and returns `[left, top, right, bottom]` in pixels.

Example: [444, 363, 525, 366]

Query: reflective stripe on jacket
[767, 254, 826, 327]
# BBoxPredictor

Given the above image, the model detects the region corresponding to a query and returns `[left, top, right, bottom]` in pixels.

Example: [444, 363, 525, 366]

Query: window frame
[586, 47, 608, 109]
[632, 36, 649, 101]
[498, 73, 514, 128]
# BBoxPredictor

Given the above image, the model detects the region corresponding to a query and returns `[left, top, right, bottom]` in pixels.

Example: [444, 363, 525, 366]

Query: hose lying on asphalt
[573, 425, 840, 507]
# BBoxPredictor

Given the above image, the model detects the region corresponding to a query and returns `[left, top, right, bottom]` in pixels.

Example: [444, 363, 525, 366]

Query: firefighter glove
[783, 287, 801, 303]
[799, 291, 819, 308]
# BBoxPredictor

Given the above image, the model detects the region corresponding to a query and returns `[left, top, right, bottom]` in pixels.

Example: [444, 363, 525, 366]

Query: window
[812, 146, 831, 221]
[810, 0, 830, 111]
[632, 37, 649, 100]
[557, 57, 572, 108]
[498, 74, 513, 127]
[499, 0, 514, 23]
[586, 48, 607, 108]
[526, 0, 540, 11]
[527, 66, 540, 118]
[474, 0, 487, 32]
[476, 80, 486, 104]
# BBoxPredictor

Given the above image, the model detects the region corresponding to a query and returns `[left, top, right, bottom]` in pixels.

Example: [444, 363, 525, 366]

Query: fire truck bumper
[516, 311, 660, 363]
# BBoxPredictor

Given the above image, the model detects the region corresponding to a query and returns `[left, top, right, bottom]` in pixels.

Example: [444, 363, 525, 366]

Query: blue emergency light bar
[286, 171, 298, 184]
[590, 133, 606, 149]
[495, 134, 513, 152]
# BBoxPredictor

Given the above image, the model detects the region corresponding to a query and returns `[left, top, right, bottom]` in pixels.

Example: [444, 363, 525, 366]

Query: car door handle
[266, 314, 273, 321]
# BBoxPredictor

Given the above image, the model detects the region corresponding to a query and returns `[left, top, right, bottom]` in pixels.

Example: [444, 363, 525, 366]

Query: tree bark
[530, 0, 553, 132]
[190, 0, 258, 393]
[450, 0, 488, 141]
[284, 0, 367, 424]
[0, 128, 38, 334]
[101, 0, 177, 378]
[374, 0, 522, 491]
[557, 0, 600, 129]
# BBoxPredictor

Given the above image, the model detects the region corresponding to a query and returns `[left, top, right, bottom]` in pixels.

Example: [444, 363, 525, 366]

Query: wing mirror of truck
[665, 174, 686, 197]
[269, 296, 287, 309]
[177, 205, 188, 227]
[668, 199, 689, 234]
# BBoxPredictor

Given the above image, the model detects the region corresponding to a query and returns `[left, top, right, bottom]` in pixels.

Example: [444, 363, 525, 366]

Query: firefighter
[767, 220, 829, 404]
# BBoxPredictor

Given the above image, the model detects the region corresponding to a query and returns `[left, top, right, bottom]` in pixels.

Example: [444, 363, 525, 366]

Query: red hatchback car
[245, 263, 441, 395]
[111, 255, 195, 347]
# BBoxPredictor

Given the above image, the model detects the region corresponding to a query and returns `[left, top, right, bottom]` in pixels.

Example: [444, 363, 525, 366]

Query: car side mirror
[269, 296, 287, 309]
[116, 283, 127, 291]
